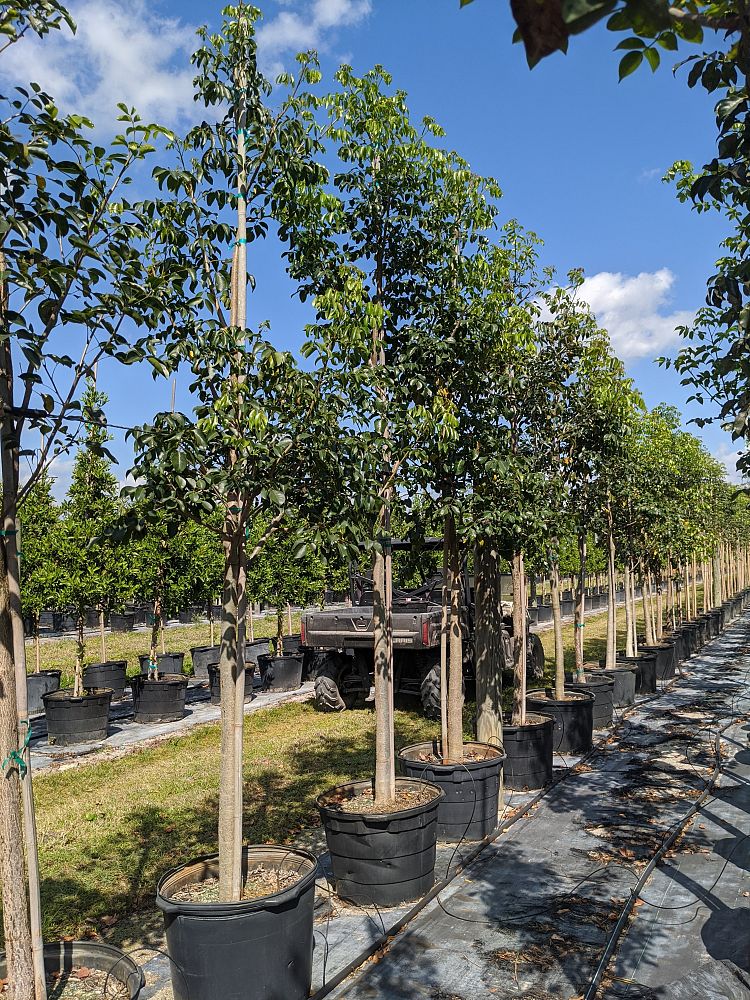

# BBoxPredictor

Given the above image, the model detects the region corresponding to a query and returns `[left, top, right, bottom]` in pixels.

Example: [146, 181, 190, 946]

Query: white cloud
[0, 0, 197, 128]
[578, 268, 694, 361]
[257, 0, 371, 77]
[712, 443, 747, 485]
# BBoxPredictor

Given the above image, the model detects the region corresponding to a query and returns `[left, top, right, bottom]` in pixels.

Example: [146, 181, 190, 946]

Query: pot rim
[0, 941, 144, 998]
[397, 740, 506, 768]
[42, 687, 113, 703]
[526, 687, 596, 704]
[501, 712, 555, 733]
[84, 660, 128, 670]
[27, 668, 62, 678]
[156, 844, 318, 916]
[317, 776, 445, 821]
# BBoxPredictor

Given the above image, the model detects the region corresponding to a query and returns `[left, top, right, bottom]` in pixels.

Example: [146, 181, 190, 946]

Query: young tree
[57, 382, 128, 692]
[18, 471, 60, 672]
[0, 5, 170, 988]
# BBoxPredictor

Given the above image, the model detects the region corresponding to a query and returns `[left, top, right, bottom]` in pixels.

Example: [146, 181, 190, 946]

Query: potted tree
[45, 382, 125, 744]
[18, 472, 62, 714]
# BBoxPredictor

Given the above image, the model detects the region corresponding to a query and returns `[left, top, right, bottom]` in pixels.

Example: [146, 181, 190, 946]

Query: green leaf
[644, 47, 660, 72]
[619, 50, 643, 80]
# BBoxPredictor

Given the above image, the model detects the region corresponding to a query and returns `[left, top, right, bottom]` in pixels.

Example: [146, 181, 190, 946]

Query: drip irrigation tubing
[311, 610, 750, 1000]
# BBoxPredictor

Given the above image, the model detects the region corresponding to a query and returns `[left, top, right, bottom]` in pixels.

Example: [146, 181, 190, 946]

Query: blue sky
[2, 0, 738, 490]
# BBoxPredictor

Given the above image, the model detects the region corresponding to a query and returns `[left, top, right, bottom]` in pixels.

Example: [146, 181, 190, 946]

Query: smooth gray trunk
[551, 561, 565, 699]
[574, 534, 586, 678]
[474, 541, 502, 747]
[510, 550, 526, 726]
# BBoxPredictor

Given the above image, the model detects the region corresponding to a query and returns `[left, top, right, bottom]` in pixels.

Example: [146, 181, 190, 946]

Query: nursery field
[26, 613, 302, 689]
[4, 598, 659, 948]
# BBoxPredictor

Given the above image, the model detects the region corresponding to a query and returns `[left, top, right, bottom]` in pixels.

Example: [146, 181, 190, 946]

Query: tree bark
[443, 513, 463, 763]
[373, 539, 395, 804]
[218, 525, 246, 900]
[713, 548, 722, 610]
[606, 528, 617, 669]
[99, 609, 106, 662]
[511, 550, 526, 726]
[73, 614, 85, 696]
[551, 560, 565, 699]
[474, 541, 502, 747]
[643, 575, 655, 647]
[624, 562, 634, 657]
[574, 534, 586, 677]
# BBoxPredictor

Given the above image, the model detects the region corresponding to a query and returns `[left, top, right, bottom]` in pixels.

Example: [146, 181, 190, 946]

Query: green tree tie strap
[1, 719, 31, 778]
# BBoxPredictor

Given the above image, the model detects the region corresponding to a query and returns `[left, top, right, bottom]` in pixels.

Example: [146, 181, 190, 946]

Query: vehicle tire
[313, 655, 369, 712]
[420, 663, 441, 720]
[528, 633, 545, 682]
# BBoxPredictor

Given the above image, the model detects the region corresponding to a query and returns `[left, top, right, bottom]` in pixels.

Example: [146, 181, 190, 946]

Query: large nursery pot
[245, 638, 272, 664]
[43, 688, 112, 746]
[157, 846, 318, 1000]
[138, 651, 185, 676]
[131, 674, 187, 723]
[661, 630, 685, 665]
[527, 606, 539, 625]
[536, 604, 553, 625]
[638, 643, 675, 682]
[26, 669, 61, 715]
[83, 660, 127, 700]
[256, 652, 303, 692]
[525, 688, 594, 754]
[317, 777, 444, 906]
[617, 651, 657, 694]
[561, 598, 575, 617]
[398, 741, 505, 841]
[84, 608, 107, 629]
[0, 941, 144, 1000]
[566, 673, 614, 729]
[110, 611, 135, 632]
[593, 664, 637, 708]
[189, 644, 222, 679]
[206, 661, 255, 706]
[502, 713, 554, 790]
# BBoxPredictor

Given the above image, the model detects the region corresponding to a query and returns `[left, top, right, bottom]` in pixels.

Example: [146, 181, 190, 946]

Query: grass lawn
[5, 592, 695, 947]
[27, 613, 302, 689]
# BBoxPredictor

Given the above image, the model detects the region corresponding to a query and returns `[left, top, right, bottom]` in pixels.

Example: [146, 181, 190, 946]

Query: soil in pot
[398, 740, 505, 841]
[0, 942, 144, 1000]
[27, 669, 62, 715]
[82, 660, 127, 700]
[138, 652, 185, 676]
[525, 689, 594, 754]
[318, 777, 444, 906]
[131, 675, 187, 723]
[256, 653, 303, 692]
[43, 688, 112, 746]
[157, 846, 317, 1000]
[502, 713, 554, 790]
[206, 661, 255, 705]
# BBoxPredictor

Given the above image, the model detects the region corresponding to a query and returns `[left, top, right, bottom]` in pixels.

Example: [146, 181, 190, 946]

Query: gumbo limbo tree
[127, 7, 363, 899]
[0, 4, 171, 993]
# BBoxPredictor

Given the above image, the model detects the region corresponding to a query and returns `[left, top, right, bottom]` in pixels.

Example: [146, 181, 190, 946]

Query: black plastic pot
[584, 595, 594, 612]
[638, 644, 675, 681]
[525, 688, 594, 753]
[138, 652, 185, 676]
[617, 652, 657, 694]
[566, 674, 614, 729]
[157, 846, 317, 1000]
[43, 688, 112, 746]
[527, 606, 539, 625]
[500, 713, 554, 790]
[245, 638, 272, 664]
[206, 661, 255, 705]
[131, 675, 187, 723]
[398, 741, 505, 841]
[110, 611, 135, 632]
[26, 669, 61, 715]
[592, 665, 637, 707]
[536, 605, 552, 625]
[83, 660, 127, 700]
[189, 644, 221, 679]
[256, 653, 303, 692]
[680, 622, 700, 656]
[84, 608, 107, 629]
[662, 630, 685, 664]
[561, 598, 575, 617]
[317, 777, 443, 906]
[280, 633, 302, 654]
[0, 941, 144, 999]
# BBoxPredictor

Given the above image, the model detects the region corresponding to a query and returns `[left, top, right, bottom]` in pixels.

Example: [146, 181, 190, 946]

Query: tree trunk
[276, 607, 283, 655]
[373, 538, 395, 805]
[624, 562, 634, 657]
[34, 621, 40, 674]
[551, 560, 565, 699]
[475, 541, 502, 746]
[0, 565, 34, 1000]
[643, 575, 655, 647]
[439, 533, 448, 749]
[74, 614, 85, 697]
[511, 550, 526, 726]
[99, 609, 106, 662]
[149, 596, 161, 664]
[630, 565, 639, 654]
[247, 602, 254, 642]
[574, 534, 586, 678]
[218, 525, 246, 900]
[287, 602, 292, 635]
[444, 513, 463, 763]
[691, 554, 698, 619]
[606, 528, 617, 669]
[713, 548, 722, 610]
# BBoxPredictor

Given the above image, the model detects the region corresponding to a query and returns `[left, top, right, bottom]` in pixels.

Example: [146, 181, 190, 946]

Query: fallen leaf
[76, 967, 91, 980]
